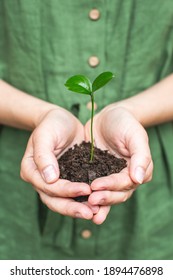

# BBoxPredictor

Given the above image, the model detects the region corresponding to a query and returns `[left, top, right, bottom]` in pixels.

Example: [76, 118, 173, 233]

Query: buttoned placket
[77, 7, 102, 254]
[86, 7, 101, 112]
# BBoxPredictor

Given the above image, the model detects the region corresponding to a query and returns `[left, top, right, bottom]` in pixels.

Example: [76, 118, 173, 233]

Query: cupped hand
[21, 108, 99, 220]
[84, 106, 153, 223]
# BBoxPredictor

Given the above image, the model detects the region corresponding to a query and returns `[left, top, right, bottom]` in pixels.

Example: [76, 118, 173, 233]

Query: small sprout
[65, 71, 115, 162]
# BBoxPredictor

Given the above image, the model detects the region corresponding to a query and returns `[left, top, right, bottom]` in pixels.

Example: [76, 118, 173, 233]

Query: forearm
[107, 74, 173, 127]
[0, 80, 57, 130]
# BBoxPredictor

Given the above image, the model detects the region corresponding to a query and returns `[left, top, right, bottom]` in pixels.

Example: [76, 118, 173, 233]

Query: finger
[88, 190, 134, 206]
[39, 191, 93, 219]
[92, 206, 111, 225]
[33, 176, 91, 199]
[39, 179, 91, 198]
[91, 170, 136, 191]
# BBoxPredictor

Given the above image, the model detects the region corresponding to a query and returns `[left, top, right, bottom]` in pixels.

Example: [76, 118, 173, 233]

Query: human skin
[1, 74, 173, 224]
[0, 80, 99, 221]
[84, 74, 173, 223]
[85, 107, 153, 224]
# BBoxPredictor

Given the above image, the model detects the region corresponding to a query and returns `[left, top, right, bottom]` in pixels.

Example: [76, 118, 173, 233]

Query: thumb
[130, 156, 148, 184]
[129, 130, 152, 184]
[33, 132, 60, 184]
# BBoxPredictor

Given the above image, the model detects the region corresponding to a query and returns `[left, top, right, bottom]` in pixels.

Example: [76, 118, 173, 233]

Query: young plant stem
[65, 71, 114, 163]
[90, 92, 95, 162]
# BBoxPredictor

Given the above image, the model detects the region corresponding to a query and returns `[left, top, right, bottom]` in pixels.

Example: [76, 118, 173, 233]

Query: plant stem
[90, 92, 95, 162]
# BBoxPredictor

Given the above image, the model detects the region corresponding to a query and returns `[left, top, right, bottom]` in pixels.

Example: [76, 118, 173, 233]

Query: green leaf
[65, 75, 92, 95]
[92, 71, 115, 93]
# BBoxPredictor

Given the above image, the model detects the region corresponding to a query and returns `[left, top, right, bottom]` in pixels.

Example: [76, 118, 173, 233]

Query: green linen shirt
[0, 0, 173, 260]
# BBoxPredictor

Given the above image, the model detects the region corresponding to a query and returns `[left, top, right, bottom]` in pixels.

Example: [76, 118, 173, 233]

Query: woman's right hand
[20, 108, 99, 220]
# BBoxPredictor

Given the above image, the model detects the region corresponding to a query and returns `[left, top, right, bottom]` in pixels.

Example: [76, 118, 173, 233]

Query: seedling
[65, 71, 114, 162]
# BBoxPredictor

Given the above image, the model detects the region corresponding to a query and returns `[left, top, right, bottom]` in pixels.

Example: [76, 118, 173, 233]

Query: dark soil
[59, 141, 127, 202]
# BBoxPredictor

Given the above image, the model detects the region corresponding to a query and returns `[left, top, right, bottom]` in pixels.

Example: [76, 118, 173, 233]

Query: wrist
[102, 74, 173, 127]
[32, 103, 58, 129]
[99, 101, 137, 120]
[0, 80, 58, 130]
[100, 95, 148, 127]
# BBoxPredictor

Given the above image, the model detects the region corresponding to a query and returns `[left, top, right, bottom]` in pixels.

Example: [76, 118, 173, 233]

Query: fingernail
[135, 167, 145, 184]
[42, 165, 57, 183]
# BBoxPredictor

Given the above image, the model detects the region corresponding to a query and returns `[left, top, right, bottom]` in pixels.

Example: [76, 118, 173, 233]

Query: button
[87, 101, 97, 111]
[88, 56, 100, 67]
[81, 229, 92, 239]
[89, 9, 100, 21]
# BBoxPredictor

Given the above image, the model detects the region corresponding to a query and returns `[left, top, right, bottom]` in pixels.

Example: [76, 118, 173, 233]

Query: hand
[85, 106, 153, 223]
[21, 108, 99, 220]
